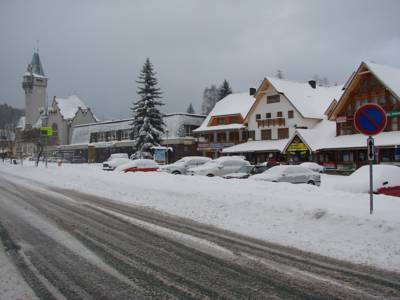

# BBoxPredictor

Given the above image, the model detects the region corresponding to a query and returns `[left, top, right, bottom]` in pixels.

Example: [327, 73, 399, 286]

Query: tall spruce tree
[218, 79, 233, 100]
[131, 58, 165, 159]
[186, 103, 195, 114]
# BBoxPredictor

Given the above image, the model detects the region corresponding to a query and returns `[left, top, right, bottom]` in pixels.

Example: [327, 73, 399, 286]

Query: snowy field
[1, 161, 400, 273]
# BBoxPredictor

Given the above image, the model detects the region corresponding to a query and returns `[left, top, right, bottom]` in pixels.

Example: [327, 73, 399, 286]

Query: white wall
[247, 85, 319, 140]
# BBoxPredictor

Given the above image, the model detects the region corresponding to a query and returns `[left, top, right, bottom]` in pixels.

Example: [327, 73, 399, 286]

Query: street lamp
[165, 129, 169, 165]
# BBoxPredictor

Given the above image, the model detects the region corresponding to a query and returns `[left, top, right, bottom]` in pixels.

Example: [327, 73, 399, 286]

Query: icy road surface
[0, 173, 399, 299]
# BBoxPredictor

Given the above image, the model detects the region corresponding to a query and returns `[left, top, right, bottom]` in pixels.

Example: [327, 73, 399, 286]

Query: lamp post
[165, 129, 169, 165]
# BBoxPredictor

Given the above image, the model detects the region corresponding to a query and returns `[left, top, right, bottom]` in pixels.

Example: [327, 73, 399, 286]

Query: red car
[376, 186, 400, 197]
[115, 159, 160, 173]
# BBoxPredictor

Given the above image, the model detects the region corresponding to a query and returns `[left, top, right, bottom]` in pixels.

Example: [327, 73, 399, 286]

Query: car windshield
[263, 166, 286, 176]
[173, 158, 188, 165]
[237, 165, 254, 173]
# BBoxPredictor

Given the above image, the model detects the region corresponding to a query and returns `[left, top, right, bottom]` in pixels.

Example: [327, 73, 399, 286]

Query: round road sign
[354, 104, 387, 136]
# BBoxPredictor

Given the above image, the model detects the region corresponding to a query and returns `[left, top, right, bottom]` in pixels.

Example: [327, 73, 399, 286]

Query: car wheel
[307, 180, 315, 185]
[206, 174, 214, 177]
[172, 171, 181, 175]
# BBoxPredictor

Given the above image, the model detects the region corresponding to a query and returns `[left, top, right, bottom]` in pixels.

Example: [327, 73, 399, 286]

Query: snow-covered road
[1, 161, 400, 273]
[0, 173, 399, 299]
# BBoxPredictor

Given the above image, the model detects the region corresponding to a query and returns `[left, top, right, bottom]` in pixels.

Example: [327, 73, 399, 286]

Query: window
[248, 130, 255, 140]
[288, 110, 294, 119]
[98, 132, 106, 142]
[266, 113, 271, 119]
[379, 96, 386, 106]
[342, 151, 354, 162]
[218, 118, 225, 125]
[256, 114, 261, 120]
[217, 132, 226, 142]
[277, 111, 283, 118]
[121, 130, 131, 140]
[267, 95, 280, 104]
[392, 117, 399, 131]
[51, 123, 58, 135]
[261, 129, 272, 140]
[277, 128, 289, 139]
[229, 131, 239, 142]
[184, 125, 196, 136]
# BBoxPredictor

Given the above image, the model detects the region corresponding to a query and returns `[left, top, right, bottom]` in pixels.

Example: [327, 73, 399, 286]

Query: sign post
[354, 104, 387, 214]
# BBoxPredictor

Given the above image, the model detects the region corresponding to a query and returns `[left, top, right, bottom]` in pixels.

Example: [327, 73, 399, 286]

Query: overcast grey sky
[1, 0, 399, 119]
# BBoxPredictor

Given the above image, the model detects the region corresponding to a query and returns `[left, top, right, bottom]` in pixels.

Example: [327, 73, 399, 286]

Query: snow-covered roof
[364, 61, 400, 99]
[163, 113, 205, 138]
[54, 95, 89, 120]
[265, 77, 344, 119]
[287, 117, 400, 151]
[16, 116, 26, 129]
[222, 139, 290, 154]
[71, 113, 205, 145]
[71, 119, 132, 145]
[194, 93, 255, 132]
[289, 118, 337, 152]
[193, 123, 246, 132]
[319, 131, 400, 150]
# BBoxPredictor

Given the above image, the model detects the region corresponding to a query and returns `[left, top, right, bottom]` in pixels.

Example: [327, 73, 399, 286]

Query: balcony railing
[256, 118, 285, 127]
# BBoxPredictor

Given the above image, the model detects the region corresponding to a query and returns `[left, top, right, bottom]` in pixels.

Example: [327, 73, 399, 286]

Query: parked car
[103, 158, 131, 171]
[116, 159, 160, 173]
[334, 164, 400, 195]
[102, 153, 130, 171]
[300, 162, 325, 173]
[161, 156, 211, 175]
[187, 156, 250, 177]
[223, 165, 269, 179]
[250, 165, 321, 186]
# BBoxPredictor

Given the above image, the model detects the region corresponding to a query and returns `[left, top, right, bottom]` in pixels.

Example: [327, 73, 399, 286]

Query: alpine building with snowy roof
[280, 61, 400, 172]
[222, 77, 343, 164]
[193, 92, 256, 158]
[321, 61, 400, 171]
[47, 95, 97, 146]
[64, 113, 205, 162]
[16, 50, 98, 156]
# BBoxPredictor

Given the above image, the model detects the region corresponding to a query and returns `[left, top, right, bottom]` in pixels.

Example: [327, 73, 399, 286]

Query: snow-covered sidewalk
[1, 161, 400, 272]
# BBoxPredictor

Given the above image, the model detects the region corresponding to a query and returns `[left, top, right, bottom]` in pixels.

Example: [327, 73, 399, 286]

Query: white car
[187, 156, 250, 177]
[161, 156, 211, 175]
[251, 165, 321, 186]
[102, 153, 130, 171]
[300, 162, 325, 173]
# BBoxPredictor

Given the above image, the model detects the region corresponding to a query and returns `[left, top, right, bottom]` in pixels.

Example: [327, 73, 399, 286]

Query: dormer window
[267, 95, 280, 104]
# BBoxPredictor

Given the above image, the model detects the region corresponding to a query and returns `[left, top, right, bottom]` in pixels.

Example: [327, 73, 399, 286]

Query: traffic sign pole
[368, 136, 374, 214]
[354, 104, 387, 215]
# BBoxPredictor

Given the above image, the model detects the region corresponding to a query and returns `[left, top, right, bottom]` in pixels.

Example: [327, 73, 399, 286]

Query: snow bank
[1, 162, 400, 272]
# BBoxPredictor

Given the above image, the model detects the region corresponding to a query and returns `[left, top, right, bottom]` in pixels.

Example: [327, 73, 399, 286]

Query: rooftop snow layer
[194, 93, 255, 132]
[55, 95, 89, 120]
[266, 77, 343, 119]
[365, 61, 400, 98]
[223, 139, 290, 153]
[293, 117, 400, 151]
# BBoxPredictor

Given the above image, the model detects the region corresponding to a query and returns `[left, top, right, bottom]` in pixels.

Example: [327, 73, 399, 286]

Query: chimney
[249, 87, 256, 96]
[308, 80, 316, 89]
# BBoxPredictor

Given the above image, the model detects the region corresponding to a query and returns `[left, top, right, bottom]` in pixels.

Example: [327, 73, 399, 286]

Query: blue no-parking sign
[354, 104, 387, 136]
